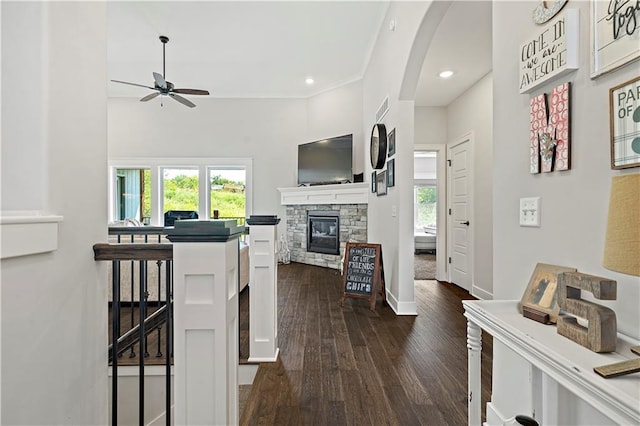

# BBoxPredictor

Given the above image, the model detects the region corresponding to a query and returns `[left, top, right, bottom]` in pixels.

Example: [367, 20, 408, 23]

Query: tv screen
[297, 134, 353, 185]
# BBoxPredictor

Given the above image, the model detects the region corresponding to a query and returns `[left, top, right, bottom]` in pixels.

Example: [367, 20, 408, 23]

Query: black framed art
[387, 159, 395, 187]
[376, 171, 387, 196]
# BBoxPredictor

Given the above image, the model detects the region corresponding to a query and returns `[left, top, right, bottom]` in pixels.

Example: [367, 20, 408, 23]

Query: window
[114, 168, 151, 223]
[209, 167, 246, 222]
[109, 159, 252, 226]
[414, 186, 437, 229]
[162, 168, 199, 214]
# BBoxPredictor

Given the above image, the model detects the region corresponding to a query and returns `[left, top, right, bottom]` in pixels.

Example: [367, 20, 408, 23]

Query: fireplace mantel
[278, 183, 368, 205]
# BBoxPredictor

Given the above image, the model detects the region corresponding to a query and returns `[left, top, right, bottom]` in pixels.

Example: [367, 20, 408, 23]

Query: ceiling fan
[111, 35, 209, 108]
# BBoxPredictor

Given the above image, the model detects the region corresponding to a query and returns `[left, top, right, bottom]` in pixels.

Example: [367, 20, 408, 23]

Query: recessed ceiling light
[439, 70, 454, 79]
[305, 77, 314, 85]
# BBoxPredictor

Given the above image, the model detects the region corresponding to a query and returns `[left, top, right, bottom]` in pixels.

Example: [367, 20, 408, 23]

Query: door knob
[461, 221, 470, 226]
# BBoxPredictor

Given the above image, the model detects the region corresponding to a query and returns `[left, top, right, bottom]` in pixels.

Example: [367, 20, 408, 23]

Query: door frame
[413, 144, 447, 281]
[446, 132, 474, 289]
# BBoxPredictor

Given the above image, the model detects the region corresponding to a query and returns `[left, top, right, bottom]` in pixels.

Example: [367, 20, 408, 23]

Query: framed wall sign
[591, 0, 640, 78]
[519, 9, 579, 94]
[609, 76, 640, 169]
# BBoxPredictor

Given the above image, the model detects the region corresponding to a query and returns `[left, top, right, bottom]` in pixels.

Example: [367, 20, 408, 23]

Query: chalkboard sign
[340, 242, 385, 311]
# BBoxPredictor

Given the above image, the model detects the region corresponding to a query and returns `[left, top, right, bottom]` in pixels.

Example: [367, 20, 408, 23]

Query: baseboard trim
[248, 347, 280, 363]
[385, 291, 417, 316]
[486, 402, 505, 426]
[239, 364, 259, 385]
[472, 285, 493, 300]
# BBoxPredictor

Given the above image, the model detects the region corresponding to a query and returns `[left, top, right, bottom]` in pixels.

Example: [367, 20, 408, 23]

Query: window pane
[415, 186, 437, 229]
[210, 168, 246, 224]
[163, 168, 199, 214]
[115, 168, 151, 223]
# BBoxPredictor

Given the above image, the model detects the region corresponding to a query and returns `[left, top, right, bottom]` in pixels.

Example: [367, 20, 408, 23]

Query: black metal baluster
[112, 260, 121, 426]
[165, 260, 172, 426]
[139, 260, 147, 426]
[129, 234, 136, 358]
[143, 234, 150, 359]
[156, 260, 163, 358]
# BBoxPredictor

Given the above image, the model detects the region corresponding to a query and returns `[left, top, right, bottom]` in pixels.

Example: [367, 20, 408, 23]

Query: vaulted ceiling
[107, 1, 492, 107]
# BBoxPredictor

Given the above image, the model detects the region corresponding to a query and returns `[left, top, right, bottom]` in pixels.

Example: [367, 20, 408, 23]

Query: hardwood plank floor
[241, 263, 492, 426]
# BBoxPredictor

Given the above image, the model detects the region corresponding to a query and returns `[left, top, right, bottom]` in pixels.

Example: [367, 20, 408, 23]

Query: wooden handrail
[108, 226, 166, 236]
[93, 243, 173, 261]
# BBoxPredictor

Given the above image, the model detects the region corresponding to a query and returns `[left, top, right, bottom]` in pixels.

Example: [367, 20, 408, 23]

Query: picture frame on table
[387, 128, 396, 157]
[371, 171, 377, 193]
[376, 170, 387, 196]
[609, 76, 640, 169]
[387, 159, 395, 187]
[590, 1, 640, 78]
[519, 263, 577, 324]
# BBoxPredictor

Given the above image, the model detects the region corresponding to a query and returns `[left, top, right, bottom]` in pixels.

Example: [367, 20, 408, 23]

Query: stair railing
[95, 226, 172, 426]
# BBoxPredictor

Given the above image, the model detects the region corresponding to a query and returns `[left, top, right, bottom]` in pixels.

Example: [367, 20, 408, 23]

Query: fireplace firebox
[307, 211, 340, 255]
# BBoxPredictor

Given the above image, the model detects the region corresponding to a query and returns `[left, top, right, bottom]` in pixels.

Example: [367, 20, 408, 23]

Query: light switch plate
[391, 205, 397, 217]
[520, 197, 540, 227]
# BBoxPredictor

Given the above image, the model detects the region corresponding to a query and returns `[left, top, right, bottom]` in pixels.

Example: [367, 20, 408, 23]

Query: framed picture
[519, 263, 577, 324]
[371, 171, 377, 193]
[591, 1, 640, 78]
[610, 76, 640, 169]
[387, 128, 396, 157]
[387, 159, 395, 187]
[376, 171, 387, 196]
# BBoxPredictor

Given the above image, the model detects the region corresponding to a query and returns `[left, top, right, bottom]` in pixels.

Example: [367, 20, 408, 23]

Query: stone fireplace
[279, 183, 369, 269]
[285, 204, 367, 269]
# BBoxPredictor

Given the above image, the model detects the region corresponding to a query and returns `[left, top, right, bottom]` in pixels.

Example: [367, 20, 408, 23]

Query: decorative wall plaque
[530, 82, 571, 173]
[591, 0, 640, 78]
[520, 9, 579, 94]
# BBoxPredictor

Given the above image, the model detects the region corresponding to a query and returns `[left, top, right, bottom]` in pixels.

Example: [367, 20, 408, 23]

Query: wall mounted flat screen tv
[297, 134, 353, 186]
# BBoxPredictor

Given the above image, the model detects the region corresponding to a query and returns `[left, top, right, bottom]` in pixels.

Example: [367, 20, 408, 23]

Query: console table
[463, 300, 640, 426]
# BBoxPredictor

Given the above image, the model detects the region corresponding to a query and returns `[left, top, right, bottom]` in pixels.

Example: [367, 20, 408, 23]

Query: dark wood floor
[241, 262, 493, 425]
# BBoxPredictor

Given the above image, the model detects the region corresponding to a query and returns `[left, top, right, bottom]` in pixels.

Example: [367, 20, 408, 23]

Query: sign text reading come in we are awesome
[519, 9, 579, 94]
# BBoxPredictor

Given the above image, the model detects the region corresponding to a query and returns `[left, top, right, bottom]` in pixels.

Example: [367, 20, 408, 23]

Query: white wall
[415, 106, 447, 145]
[1, 2, 47, 211]
[448, 72, 493, 299]
[307, 81, 365, 175]
[1, 2, 108, 424]
[492, 0, 639, 422]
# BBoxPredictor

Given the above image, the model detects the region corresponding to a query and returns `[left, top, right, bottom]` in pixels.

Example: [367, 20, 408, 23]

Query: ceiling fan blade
[173, 88, 210, 96]
[169, 93, 196, 108]
[153, 72, 167, 89]
[140, 92, 160, 102]
[111, 79, 155, 90]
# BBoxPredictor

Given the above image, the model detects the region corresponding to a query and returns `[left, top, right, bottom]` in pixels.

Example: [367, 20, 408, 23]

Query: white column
[248, 225, 279, 362]
[172, 238, 239, 425]
[467, 319, 482, 426]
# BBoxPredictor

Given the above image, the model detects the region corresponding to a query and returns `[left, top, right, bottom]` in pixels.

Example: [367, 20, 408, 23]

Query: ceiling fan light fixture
[111, 35, 209, 108]
[439, 70, 454, 79]
[305, 77, 314, 85]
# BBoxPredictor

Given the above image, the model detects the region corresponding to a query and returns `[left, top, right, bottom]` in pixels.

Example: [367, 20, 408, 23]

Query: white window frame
[108, 157, 253, 226]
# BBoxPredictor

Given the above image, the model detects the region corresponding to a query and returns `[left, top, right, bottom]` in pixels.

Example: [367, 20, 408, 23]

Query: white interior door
[447, 134, 473, 291]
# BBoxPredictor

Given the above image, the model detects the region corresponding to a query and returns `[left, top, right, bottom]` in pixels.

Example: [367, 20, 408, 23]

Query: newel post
[167, 221, 242, 425]
[247, 217, 280, 362]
